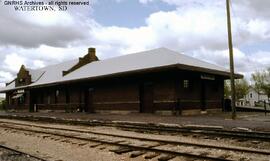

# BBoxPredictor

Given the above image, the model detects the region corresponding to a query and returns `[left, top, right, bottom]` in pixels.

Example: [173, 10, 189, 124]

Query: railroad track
[0, 120, 269, 161]
[1, 115, 270, 141]
[110, 122, 270, 141]
[0, 144, 46, 161]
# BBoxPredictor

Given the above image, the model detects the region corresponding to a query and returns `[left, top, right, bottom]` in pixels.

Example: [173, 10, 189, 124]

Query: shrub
[0, 100, 6, 110]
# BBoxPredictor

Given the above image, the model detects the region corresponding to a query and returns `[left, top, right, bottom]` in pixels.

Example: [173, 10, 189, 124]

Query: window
[19, 78, 25, 83]
[48, 95, 51, 104]
[250, 93, 252, 98]
[18, 95, 25, 104]
[55, 90, 59, 104]
[183, 80, 189, 88]
[56, 90, 59, 97]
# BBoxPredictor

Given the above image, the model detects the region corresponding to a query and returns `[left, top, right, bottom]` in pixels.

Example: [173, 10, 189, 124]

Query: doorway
[84, 88, 94, 113]
[201, 80, 206, 111]
[140, 82, 154, 113]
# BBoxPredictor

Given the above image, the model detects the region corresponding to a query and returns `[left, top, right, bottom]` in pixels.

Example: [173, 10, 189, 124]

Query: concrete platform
[0, 111, 270, 132]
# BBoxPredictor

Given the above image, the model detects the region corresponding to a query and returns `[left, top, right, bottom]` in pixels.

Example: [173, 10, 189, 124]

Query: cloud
[92, 0, 270, 81]
[234, 0, 270, 18]
[91, 2, 270, 53]
[33, 60, 45, 69]
[247, 19, 270, 39]
[89, 5, 228, 56]
[145, 7, 228, 50]
[0, 3, 91, 48]
[3, 53, 26, 73]
[0, 71, 13, 82]
[0, 44, 100, 85]
[138, 0, 224, 7]
[190, 47, 270, 81]
[139, 0, 154, 4]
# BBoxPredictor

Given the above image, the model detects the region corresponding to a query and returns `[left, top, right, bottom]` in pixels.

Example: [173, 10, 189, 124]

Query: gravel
[0, 146, 42, 161]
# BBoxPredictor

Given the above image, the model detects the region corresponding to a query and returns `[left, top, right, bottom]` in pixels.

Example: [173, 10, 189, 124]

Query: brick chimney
[63, 47, 99, 76]
[87, 47, 98, 61]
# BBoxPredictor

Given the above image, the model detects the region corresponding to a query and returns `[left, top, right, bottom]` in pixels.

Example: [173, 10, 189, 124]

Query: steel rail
[1, 115, 270, 141]
[109, 123, 270, 141]
[0, 120, 269, 156]
[0, 123, 233, 161]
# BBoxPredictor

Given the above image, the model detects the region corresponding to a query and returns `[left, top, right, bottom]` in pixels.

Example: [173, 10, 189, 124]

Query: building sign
[201, 74, 215, 80]
[16, 89, 25, 94]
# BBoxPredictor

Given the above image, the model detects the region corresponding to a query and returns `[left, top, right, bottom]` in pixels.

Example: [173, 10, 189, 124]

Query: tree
[252, 68, 270, 102]
[235, 79, 249, 100]
[252, 71, 265, 100]
[224, 79, 249, 100]
[224, 80, 231, 98]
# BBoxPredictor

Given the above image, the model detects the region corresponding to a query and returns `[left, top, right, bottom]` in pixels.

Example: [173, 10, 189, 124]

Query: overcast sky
[0, 0, 270, 87]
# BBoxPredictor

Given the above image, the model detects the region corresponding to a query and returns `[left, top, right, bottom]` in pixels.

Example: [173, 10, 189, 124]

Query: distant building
[0, 48, 242, 115]
[237, 87, 268, 106]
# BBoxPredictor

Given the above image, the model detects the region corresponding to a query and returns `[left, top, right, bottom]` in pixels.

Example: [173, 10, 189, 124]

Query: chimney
[88, 47, 98, 61]
[62, 47, 99, 76]
[88, 47, 95, 55]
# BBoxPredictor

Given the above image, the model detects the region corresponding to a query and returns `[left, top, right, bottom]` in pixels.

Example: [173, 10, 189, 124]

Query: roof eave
[0, 85, 29, 93]
[176, 64, 243, 79]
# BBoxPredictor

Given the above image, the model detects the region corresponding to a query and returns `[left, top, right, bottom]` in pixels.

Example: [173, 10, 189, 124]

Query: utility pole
[226, 0, 236, 119]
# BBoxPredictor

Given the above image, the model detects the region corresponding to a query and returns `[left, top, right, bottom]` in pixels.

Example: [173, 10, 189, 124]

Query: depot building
[0, 48, 242, 115]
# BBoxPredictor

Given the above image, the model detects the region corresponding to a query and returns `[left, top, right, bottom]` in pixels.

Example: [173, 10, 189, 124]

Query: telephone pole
[226, 0, 236, 119]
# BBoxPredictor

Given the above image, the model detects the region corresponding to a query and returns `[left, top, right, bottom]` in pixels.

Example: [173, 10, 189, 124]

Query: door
[201, 80, 206, 111]
[140, 82, 154, 113]
[29, 90, 37, 112]
[84, 88, 94, 113]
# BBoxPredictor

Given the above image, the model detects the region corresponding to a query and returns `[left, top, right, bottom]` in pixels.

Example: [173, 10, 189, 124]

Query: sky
[0, 0, 270, 89]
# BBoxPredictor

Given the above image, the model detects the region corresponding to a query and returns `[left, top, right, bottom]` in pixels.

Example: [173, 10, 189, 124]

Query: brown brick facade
[15, 65, 32, 87]
[5, 69, 225, 114]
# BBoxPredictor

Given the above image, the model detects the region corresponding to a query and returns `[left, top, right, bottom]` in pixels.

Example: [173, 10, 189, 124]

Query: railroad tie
[144, 152, 159, 159]
[218, 154, 231, 159]
[199, 152, 210, 157]
[78, 143, 88, 146]
[89, 143, 102, 148]
[99, 146, 106, 150]
[158, 155, 176, 161]
[110, 147, 133, 154]
[130, 151, 146, 158]
[112, 140, 126, 144]
[42, 135, 50, 139]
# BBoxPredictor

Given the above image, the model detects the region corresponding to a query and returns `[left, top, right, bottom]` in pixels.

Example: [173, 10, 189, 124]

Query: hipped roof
[0, 48, 243, 92]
